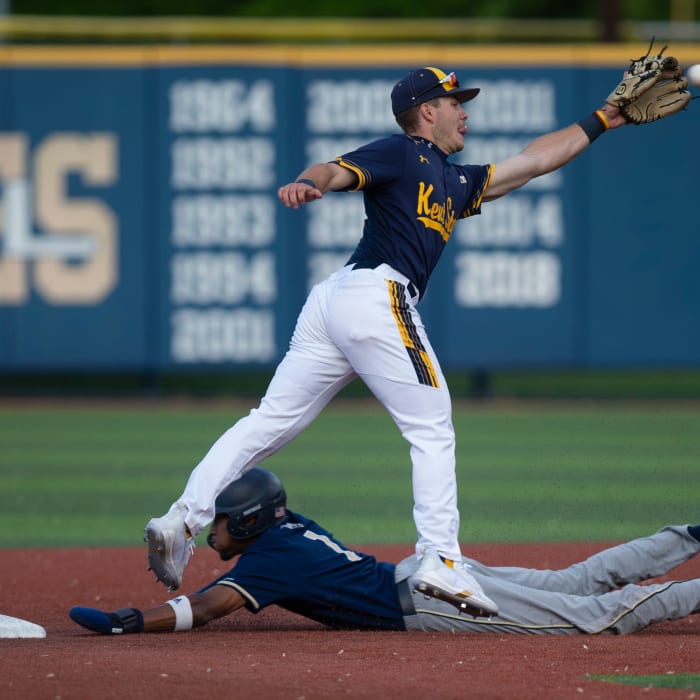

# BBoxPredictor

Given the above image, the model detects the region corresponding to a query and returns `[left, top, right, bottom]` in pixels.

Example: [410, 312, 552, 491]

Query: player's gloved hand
[605, 39, 691, 124]
[606, 42, 679, 107]
[69, 606, 144, 634]
[619, 68, 691, 124]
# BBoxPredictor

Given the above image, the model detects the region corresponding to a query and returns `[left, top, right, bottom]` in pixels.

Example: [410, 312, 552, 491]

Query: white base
[0, 614, 46, 638]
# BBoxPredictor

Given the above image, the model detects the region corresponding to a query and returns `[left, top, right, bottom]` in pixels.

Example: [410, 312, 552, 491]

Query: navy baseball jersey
[203, 512, 406, 630]
[340, 134, 492, 298]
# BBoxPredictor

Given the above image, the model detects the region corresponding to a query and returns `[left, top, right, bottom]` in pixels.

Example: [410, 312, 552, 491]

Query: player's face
[209, 515, 246, 560]
[431, 97, 468, 154]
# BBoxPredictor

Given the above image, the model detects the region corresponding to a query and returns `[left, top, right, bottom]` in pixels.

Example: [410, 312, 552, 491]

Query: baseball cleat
[144, 503, 195, 592]
[410, 549, 498, 617]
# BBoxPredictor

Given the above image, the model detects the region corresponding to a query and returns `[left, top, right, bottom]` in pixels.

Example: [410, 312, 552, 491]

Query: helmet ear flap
[227, 514, 260, 540]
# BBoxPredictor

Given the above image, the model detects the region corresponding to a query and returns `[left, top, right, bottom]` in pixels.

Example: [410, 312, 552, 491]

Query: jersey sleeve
[334, 135, 407, 192]
[209, 547, 303, 613]
[457, 163, 494, 218]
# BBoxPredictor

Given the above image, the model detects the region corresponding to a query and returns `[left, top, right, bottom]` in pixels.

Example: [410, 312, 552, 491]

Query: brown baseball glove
[606, 40, 691, 124]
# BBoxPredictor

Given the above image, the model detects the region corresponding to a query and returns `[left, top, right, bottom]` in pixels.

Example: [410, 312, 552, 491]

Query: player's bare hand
[278, 182, 323, 209]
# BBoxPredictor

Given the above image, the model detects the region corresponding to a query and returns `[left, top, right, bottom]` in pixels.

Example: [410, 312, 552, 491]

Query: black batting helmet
[209, 467, 288, 542]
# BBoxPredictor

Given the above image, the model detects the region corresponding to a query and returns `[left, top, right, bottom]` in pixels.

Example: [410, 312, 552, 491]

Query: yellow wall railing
[0, 15, 698, 44]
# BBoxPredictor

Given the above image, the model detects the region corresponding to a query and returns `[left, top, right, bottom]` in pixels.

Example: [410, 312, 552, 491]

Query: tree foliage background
[6, 0, 685, 21]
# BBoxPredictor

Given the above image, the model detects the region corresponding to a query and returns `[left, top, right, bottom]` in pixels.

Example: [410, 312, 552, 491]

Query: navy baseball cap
[391, 67, 480, 116]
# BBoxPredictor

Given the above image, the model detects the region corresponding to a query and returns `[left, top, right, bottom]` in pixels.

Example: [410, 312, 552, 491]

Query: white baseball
[687, 64, 700, 87]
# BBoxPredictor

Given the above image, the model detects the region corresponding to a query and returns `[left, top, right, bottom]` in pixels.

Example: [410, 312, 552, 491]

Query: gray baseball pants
[396, 525, 700, 634]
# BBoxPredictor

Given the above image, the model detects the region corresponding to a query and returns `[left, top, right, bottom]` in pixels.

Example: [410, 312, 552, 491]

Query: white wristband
[166, 596, 193, 631]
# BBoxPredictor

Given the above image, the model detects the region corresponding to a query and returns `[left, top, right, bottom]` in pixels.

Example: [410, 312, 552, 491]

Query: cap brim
[453, 87, 480, 103]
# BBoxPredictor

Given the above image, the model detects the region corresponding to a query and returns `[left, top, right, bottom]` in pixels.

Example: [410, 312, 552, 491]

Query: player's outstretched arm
[69, 585, 245, 635]
[486, 43, 692, 202]
[278, 162, 356, 209]
[483, 103, 626, 202]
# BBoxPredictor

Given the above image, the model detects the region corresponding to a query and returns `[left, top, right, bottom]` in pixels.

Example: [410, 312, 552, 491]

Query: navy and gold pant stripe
[386, 280, 439, 388]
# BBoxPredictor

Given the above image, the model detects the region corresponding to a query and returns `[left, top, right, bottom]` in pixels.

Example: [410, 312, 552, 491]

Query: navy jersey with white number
[339, 134, 492, 298]
[202, 512, 406, 631]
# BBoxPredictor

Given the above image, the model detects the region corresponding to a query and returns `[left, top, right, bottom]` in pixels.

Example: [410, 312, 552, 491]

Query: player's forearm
[294, 162, 353, 193]
[110, 602, 214, 634]
[522, 103, 625, 175]
[485, 125, 587, 199]
[486, 110, 622, 200]
[142, 604, 181, 632]
[279, 161, 354, 208]
[69, 587, 245, 635]
[141, 592, 234, 632]
[521, 123, 592, 175]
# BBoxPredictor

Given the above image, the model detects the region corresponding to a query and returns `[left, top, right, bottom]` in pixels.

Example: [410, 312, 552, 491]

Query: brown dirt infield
[2, 542, 700, 700]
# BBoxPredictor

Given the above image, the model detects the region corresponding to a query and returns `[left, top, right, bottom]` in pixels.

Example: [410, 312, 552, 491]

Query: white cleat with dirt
[144, 503, 195, 592]
[411, 549, 498, 617]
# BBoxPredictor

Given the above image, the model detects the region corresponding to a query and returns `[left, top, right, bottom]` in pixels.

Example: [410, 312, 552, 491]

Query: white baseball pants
[176, 263, 462, 559]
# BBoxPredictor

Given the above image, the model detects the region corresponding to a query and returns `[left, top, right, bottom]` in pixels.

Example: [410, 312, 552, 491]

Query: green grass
[588, 674, 700, 691]
[0, 399, 698, 547]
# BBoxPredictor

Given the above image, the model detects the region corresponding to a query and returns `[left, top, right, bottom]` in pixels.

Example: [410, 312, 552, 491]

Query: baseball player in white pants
[145, 64, 637, 614]
[179, 262, 456, 556]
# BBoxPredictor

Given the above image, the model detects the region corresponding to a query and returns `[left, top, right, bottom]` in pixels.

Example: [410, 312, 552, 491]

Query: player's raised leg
[146, 281, 358, 590]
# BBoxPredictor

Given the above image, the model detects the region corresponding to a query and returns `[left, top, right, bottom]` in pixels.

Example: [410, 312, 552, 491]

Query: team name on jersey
[416, 182, 457, 242]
